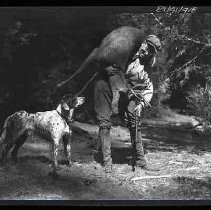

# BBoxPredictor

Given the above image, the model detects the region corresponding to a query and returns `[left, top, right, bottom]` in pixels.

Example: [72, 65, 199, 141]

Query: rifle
[131, 99, 142, 172]
[130, 88, 151, 172]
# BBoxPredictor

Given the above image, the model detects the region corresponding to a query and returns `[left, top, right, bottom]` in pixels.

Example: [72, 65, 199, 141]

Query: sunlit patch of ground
[0, 127, 211, 201]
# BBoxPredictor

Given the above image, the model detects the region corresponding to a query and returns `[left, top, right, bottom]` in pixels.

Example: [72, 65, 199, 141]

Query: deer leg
[109, 72, 128, 115]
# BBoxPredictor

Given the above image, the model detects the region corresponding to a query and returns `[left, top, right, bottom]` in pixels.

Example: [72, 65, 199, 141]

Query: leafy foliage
[187, 86, 211, 127]
[0, 8, 210, 126]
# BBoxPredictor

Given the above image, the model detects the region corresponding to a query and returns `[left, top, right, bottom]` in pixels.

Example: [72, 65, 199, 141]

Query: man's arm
[126, 58, 154, 112]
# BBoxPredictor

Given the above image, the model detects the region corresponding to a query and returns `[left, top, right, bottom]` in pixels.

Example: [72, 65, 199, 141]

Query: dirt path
[0, 128, 211, 201]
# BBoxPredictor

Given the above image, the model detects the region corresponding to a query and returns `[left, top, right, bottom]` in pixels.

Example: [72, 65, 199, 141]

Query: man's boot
[133, 129, 160, 172]
[99, 127, 112, 173]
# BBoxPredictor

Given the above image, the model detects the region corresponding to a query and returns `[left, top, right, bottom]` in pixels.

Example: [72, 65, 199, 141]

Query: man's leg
[94, 79, 113, 173]
[129, 126, 147, 167]
[99, 127, 112, 173]
[127, 100, 160, 171]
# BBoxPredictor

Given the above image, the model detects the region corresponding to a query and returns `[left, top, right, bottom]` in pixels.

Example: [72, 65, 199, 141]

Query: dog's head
[61, 94, 85, 111]
[56, 94, 85, 122]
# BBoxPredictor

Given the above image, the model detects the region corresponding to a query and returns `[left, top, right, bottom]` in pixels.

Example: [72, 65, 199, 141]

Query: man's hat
[146, 35, 162, 52]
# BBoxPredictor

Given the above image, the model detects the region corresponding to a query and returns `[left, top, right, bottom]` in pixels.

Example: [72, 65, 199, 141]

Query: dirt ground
[0, 125, 211, 203]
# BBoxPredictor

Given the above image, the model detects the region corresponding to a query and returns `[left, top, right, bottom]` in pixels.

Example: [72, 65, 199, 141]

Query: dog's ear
[61, 101, 70, 111]
[61, 94, 84, 108]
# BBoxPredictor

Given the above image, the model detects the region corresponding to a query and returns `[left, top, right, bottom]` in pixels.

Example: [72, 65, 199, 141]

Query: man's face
[138, 41, 156, 59]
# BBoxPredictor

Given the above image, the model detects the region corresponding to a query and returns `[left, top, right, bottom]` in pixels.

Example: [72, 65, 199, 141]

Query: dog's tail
[0, 116, 10, 142]
[0, 115, 13, 157]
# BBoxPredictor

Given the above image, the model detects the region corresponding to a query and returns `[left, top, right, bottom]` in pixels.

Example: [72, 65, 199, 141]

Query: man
[94, 35, 162, 173]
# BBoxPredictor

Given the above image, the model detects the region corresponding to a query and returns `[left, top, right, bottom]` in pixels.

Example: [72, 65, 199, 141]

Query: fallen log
[71, 117, 203, 143]
[72, 121, 131, 142]
[141, 118, 201, 131]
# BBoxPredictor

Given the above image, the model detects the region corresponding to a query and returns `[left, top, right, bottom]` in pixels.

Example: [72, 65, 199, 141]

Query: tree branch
[150, 13, 211, 47]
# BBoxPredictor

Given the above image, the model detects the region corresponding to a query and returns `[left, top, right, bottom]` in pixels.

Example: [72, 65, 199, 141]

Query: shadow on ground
[142, 127, 211, 155]
[91, 125, 211, 165]
[0, 131, 135, 200]
[1, 125, 211, 200]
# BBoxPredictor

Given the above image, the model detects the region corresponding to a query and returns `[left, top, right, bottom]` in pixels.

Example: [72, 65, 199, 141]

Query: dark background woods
[0, 7, 211, 127]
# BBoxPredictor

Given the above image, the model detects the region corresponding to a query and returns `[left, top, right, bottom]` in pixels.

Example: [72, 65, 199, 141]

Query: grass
[0, 126, 211, 201]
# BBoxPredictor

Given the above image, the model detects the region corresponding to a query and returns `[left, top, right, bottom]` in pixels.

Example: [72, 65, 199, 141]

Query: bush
[187, 86, 211, 127]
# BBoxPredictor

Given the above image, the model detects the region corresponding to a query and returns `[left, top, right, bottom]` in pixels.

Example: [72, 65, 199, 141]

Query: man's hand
[134, 103, 143, 117]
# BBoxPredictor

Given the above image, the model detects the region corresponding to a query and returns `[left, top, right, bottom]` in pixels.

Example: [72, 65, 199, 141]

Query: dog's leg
[1, 141, 16, 166]
[0, 142, 7, 166]
[48, 138, 60, 178]
[10, 132, 28, 163]
[63, 132, 72, 167]
[0, 143, 7, 166]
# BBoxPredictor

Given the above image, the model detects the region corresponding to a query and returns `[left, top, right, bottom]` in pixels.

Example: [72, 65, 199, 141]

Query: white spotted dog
[0, 94, 85, 177]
